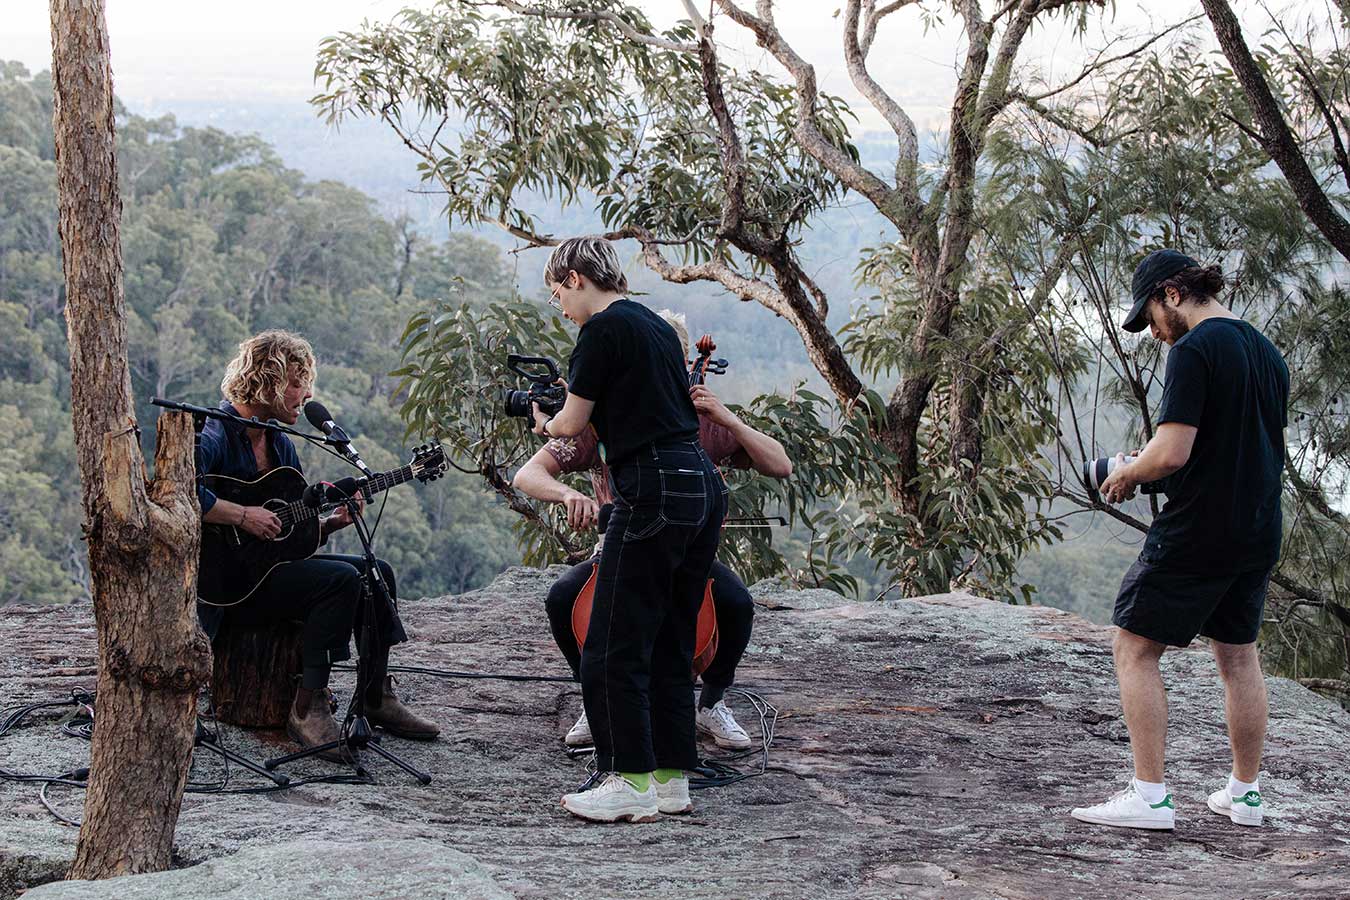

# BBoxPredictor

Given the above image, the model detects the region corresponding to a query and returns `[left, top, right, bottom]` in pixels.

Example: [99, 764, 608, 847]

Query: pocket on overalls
[612, 463, 664, 541]
[658, 468, 707, 526]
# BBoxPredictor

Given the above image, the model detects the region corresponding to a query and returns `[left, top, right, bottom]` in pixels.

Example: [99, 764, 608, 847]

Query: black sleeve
[194, 430, 223, 515]
[567, 320, 615, 402]
[1157, 343, 1207, 427]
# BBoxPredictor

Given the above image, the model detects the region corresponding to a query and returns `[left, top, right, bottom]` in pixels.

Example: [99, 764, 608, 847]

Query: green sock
[620, 772, 651, 791]
[653, 768, 683, 784]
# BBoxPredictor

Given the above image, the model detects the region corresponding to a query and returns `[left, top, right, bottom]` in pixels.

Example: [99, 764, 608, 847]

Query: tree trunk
[1200, 0, 1350, 262]
[50, 0, 210, 879]
[211, 623, 305, 728]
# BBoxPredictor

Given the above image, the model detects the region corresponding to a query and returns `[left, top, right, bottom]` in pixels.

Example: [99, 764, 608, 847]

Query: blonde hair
[221, 330, 316, 409]
[656, 309, 690, 359]
[543, 236, 629, 293]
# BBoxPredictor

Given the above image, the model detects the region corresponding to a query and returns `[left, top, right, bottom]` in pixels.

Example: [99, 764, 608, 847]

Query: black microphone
[304, 400, 373, 476]
[301, 482, 326, 508]
[324, 476, 362, 502]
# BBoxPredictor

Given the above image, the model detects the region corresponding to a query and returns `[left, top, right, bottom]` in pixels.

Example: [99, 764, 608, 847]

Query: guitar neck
[275, 464, 416, 528]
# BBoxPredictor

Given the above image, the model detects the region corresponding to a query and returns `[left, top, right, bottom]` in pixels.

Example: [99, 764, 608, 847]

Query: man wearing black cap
[1070, 249, 1289, 831]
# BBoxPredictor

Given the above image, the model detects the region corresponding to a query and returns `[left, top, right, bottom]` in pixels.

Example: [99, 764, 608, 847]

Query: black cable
[1, 687, 375, 827]
[568, 687, 776, 792]
[332, 662, 575, 684]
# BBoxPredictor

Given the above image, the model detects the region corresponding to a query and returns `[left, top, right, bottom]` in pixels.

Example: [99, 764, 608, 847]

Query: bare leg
[1210, 639, 1267, 783]
[1114, 628, 1168, 783]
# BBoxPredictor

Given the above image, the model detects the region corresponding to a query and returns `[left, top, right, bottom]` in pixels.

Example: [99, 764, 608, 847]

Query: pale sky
[3, 0, 1270, 134]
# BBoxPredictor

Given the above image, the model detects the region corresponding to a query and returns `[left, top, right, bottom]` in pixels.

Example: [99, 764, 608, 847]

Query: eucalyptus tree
[317, 0, 1164, 597]
[49, 0, 207, 878]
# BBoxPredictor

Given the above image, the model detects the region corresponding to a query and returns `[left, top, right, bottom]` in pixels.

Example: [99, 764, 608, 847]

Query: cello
[570, 334, 726, 677]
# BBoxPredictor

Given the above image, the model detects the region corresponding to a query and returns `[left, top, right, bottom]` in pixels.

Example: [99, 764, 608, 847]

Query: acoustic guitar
[197, 444, 446, 606]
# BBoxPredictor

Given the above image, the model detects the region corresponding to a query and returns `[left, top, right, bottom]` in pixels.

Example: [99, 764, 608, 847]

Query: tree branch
[861, 0, 920, 56]
[483, 0, 698, 53]
[714, 0, 906, 222]
[1290, 58, 1350, 191]
[843, 0, 922, 213]
[1021, 16, 1203, 106]
[1200, 0, 1350, 261]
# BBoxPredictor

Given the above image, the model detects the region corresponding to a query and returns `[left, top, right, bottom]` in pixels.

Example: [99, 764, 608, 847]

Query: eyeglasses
[547, 282, 563, 311]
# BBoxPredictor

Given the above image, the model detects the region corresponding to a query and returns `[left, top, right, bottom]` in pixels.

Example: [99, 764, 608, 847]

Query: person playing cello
[514, 309, 791, 760]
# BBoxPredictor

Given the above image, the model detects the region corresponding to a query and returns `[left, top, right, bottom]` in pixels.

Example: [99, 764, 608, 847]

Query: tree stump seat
[210, 620, 304, 728]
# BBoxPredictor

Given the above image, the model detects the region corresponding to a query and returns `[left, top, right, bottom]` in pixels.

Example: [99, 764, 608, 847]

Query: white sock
[1228, 774, 1259, 797]
[1133, 778, 1168, 804]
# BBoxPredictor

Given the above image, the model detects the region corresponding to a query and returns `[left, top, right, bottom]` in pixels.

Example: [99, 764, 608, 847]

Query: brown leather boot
[366, 676, 440, 740]
[287, 686, 354, 763]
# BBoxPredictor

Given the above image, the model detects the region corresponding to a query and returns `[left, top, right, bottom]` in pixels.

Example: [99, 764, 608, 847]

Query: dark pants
[225, 553, 407, 689]
[581, 440, 728, 773]
[546, 558, 754, 693]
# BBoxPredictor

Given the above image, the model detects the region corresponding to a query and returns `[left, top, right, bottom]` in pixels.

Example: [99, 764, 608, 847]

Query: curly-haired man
[195, 330, 438, 761]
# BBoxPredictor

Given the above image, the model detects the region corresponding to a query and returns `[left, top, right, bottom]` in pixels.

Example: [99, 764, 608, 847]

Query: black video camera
[503, 354, 567, 419]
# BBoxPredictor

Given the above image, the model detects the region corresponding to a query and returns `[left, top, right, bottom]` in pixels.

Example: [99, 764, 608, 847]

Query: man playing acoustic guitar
[195, 330, 438, 761]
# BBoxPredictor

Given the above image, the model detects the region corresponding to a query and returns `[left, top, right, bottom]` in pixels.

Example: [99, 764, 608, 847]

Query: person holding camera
[528, 236, 729, 823]
[1071, 250, 1289, 831]
[513, 310, 792, 754]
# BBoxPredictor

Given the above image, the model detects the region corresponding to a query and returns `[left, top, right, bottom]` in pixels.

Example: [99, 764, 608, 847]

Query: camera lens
[503, 389, 530, 418]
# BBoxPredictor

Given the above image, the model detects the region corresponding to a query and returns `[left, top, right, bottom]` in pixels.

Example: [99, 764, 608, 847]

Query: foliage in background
[1014, 15, 1350, 691]
[312, 0, 1118, 602]
[393, 294, 894, 596]
[0, 62, 521, 603]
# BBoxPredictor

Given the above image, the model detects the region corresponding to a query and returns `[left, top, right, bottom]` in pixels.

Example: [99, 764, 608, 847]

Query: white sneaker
[1208, 785, 1263, 826]
[696, 701, 752, 750]
[1071, 781, 1175, 830]
[564, 709, 592, 747]
[655, 775, 692, 815]
[560, 773, 660, 823]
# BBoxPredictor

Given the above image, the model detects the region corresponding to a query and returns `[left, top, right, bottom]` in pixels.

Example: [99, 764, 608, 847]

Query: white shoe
[696, 701, 752, 750]
[564, 709, 592, 747]
[655, 775, 692, 815]
[1071, 781, 1175, 830]
[560, 773, 660, 823]
[1208, 785, 1263, 826]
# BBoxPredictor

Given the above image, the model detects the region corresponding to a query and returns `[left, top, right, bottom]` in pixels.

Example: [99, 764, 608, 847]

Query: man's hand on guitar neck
[322, 494, 365, 536]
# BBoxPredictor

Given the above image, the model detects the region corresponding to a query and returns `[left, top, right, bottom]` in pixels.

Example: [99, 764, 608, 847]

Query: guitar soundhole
[263, 498, 293, 541]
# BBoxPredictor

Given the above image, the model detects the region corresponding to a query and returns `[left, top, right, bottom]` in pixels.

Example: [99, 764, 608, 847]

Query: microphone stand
[194, 717, 290, 786]
[150, 397, 349, 455]
[262, 482, 432, 785]
[152, 396, 429, 783]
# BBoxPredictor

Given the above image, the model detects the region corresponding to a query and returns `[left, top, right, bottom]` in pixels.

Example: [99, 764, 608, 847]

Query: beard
[1161, 304, 1190, 342]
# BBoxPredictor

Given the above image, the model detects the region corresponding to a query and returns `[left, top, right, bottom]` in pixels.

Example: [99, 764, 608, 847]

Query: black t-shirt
[567, 299, 699, 465]
[1146, 317, 1289, 573]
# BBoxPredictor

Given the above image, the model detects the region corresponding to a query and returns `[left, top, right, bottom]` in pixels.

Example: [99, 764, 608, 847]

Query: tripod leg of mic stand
[362, 737, 432, 785]
[196, 733, 290, 786]
[263, 739, 364, 776]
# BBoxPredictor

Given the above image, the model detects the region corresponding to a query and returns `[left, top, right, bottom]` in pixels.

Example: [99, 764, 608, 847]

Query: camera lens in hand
[503, 389, 531, 418]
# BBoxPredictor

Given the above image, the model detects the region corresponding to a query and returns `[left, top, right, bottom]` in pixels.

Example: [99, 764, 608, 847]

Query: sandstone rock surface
[2, 566, 1348, 899]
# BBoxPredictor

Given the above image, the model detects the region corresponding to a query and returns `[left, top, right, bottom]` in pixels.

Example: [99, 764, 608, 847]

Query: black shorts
[1112, 555, 1272, 647]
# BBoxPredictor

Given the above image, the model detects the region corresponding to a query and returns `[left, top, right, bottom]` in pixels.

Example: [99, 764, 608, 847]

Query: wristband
[237, 506, 247, 527]
[541, 416, 553, 437]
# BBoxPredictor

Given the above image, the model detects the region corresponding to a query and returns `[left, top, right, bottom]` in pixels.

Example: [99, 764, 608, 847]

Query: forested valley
[0, 61, 527, 605]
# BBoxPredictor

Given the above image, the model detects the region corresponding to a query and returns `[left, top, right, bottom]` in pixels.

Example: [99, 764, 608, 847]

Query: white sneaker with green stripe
[1071, 781, 1175, 830]
[1208, 785, 1263, 826]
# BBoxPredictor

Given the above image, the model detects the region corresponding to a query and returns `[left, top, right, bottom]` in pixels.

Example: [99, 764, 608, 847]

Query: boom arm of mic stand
[150, 396, 364, 467]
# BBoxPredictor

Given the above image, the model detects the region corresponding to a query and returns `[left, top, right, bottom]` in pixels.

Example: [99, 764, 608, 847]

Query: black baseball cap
[1123, 249, 1200, 333]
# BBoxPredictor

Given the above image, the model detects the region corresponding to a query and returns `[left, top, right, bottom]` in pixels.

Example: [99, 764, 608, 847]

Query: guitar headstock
[410, 443, 448, 482]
